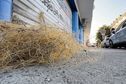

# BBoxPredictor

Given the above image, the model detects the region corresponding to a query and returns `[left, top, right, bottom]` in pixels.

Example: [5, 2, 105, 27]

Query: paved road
[85, 48, 126, 84]
[0, 48, 126, 84]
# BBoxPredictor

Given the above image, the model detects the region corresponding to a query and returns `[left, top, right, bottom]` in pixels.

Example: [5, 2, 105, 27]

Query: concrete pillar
[72, 11, 79, 42]
[0, 0, 12, 21]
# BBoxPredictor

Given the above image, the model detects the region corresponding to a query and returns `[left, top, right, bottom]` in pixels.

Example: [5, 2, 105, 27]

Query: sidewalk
[0, 49, 126, 84]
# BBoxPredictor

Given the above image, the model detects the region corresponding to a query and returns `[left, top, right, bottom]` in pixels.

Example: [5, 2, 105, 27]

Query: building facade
[111, 12, 126, 29]
[0, 0, 94, 45]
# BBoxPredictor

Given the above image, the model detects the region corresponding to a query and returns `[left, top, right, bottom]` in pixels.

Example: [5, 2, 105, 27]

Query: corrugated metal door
[12, 0, 72, 33]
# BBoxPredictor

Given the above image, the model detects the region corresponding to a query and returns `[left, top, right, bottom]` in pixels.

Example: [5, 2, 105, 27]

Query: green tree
[99, 25, 111, 37]
[96, 25, 111, 47]
[96, 31, 103, 42]
[96, 31, 103, 47]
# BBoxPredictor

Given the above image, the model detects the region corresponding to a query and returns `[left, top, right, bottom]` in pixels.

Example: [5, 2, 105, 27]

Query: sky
[90, 0, 126, 43]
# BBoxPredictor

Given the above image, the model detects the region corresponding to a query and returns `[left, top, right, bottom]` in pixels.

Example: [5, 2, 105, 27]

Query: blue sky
[90, 0, 126, 43]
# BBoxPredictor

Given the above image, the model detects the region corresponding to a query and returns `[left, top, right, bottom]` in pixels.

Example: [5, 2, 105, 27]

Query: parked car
[109, 20, 126, 48]
[101, 36, 110, 48]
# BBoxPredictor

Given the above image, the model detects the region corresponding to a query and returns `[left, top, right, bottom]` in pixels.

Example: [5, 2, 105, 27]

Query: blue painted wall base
[0, 0, 12, 21]
[79, 25, 84, 44]
[72, 11, 79, 42]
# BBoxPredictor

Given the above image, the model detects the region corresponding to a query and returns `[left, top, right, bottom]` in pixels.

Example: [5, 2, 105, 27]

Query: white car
[109, 20, 126, 48]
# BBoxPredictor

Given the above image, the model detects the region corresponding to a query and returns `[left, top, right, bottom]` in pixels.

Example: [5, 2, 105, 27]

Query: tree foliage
[101, 25, 111, 36]
[96, 31, 103, 42]
[96, 25, 111, 46]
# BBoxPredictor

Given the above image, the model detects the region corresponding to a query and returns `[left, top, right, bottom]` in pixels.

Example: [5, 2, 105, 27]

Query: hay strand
[0, 22, 83, 68]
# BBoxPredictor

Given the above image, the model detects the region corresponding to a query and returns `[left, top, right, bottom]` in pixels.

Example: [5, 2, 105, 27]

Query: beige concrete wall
[111, 12, 126, 29]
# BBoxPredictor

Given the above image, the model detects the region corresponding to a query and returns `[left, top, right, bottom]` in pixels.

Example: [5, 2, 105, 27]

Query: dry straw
[0, 22, 83, 68]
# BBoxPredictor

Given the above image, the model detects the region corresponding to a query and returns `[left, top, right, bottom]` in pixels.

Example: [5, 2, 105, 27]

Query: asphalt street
[85, 48, 126, 84]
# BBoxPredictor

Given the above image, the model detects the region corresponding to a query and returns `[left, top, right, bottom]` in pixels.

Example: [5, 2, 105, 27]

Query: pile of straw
[0, 23, 82, 68]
